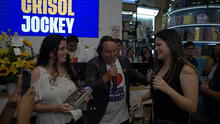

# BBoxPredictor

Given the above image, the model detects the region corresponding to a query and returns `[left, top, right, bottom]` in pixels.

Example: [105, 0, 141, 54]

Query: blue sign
[0, 0, 99, 37]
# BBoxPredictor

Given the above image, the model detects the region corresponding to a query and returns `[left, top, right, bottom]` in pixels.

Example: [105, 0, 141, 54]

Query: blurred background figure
[115, 38, 123, 56]
[67, 35, 89, 63]
[17, 87, 36, 124]
[184, 41, 198, 68]
[203, 44, 220, 76]
[140, 46, 154, 65]
[200, 52, 220, 123]
[0, 75, 36, 124]
[126, 48, 134, 63]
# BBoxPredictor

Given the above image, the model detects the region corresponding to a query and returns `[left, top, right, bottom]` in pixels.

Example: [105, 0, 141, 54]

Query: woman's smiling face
[57, 40, 68, 64]
[155, 37, 171, 61]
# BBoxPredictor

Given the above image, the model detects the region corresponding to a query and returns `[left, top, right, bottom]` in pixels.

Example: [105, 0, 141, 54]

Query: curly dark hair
[37, 34, 79, 86]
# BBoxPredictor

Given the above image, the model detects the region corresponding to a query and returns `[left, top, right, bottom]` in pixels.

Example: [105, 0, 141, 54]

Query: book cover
[64, 87, 92, 108]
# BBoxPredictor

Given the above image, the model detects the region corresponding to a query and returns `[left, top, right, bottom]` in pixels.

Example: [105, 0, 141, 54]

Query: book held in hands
[64, 87, 92, 108]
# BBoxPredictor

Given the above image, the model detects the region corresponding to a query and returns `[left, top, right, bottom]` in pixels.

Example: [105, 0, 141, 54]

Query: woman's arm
[131, 91, 151, 109]
[152, 65, 198, 113]
[34, 103, 72, 113]
[171, 65, 198, 113]
[204, 89, 220, 101]
[200, 82, 220, 101]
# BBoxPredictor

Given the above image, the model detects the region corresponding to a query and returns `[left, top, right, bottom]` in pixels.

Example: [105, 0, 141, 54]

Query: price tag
[13, 48, 21, 56]
[11, 38, 23, 47]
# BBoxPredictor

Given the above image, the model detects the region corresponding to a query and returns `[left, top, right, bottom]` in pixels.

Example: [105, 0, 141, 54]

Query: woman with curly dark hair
[32, 34, 82, 124]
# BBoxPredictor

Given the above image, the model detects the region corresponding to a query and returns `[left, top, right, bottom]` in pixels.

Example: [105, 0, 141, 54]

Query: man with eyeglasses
[184, 41, 198, 68]
[85, 36, 148, 124]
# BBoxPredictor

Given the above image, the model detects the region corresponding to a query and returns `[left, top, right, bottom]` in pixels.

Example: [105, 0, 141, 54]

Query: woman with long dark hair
[132, 29, 198, 124]
[31, 34, 82, 124]
[203, 44, 220, 76]
[200, 53, 220, 123]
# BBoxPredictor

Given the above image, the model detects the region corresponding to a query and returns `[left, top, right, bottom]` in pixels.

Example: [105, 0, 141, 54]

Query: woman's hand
[84, 95, 93, 103]
[200, 82, 209, 93]
[152, 75, 172, 94]
[130, 97, 142, 112]
[53, 103, 73, 113]
[146, 69, 153, 83]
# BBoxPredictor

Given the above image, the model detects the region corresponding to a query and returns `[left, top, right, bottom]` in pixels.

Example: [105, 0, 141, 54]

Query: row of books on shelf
[122, 14, 135, 22]
[169, 12, 220, 26]
[172, 0, 220, 10]
[175, 27, 220, 41]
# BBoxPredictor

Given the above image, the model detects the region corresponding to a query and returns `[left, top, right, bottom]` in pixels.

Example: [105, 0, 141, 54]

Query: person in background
[31, 34, 83, 124]
[0, 76, 36, 124]
[203, 44, 220, 76]
[183, 41, 198, 68]
[140, 46, 154, 65]
[0, 85, 20, 124]
[200, 52, 220, 123]
[67, 35, 88, 63]
[17, 87, 36, 124]
[126, 48, 134, 63]
[115, 38, 123, 56]
[85, 36, 148, 124]
[139, 46, 154, 76]
[132, 29, 198, 124]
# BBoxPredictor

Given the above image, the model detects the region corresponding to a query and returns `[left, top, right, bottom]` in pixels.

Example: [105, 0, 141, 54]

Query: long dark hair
[37, 34, 79, 86]
[212, 53, 220, 84]
[210, 44, 220, 64]
[154, 29, 187, 83]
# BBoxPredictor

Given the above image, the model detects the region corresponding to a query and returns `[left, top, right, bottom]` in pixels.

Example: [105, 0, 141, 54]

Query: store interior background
[1, 0, 218, 81]
[22, 0, 219, 76]
[19, 0, 167, 62]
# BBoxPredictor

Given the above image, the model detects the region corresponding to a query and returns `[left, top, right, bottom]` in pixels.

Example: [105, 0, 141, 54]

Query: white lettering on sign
[21, 15, 74, 33]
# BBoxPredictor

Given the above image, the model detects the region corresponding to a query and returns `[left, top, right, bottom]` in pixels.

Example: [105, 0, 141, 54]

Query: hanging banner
[0, 0, 99, 37]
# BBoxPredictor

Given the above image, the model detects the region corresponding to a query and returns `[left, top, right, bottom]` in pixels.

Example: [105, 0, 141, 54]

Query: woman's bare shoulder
[31, 67, 41, 83]
[181, 64, 197, 75]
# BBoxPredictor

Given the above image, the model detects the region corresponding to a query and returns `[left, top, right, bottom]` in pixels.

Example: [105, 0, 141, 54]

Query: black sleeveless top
[151, 66, 191, 124]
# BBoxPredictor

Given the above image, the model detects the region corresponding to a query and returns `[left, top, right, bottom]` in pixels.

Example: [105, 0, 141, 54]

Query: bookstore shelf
[168, 23, 220, 29]
[168, 5, 220, 42]
[168, 5, 220, 17]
